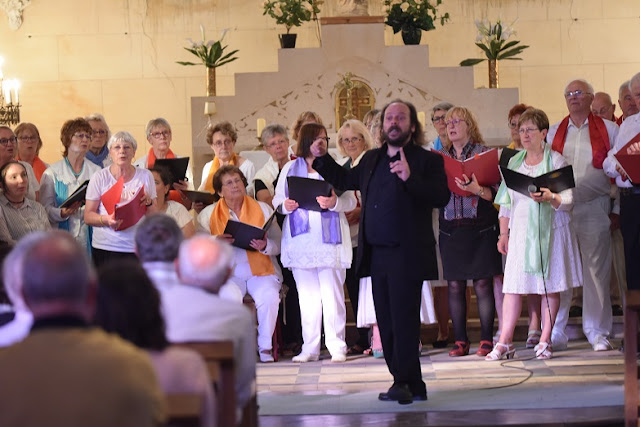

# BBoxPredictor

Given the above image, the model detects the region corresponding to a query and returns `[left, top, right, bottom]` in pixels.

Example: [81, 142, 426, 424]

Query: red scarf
[616, 115, 624, 126]
[551, 113, 610, 169]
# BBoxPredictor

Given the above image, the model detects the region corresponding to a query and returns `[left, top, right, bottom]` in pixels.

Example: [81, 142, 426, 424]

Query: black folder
[500, 165, 575, 197]
[59, 180, 90, 208]
[154, 157, 190, 183]
[286, 176, 333, 212]
[181, 190, 216, 206]
[499, 148, 519, 167]
[223, 210, 277, 251]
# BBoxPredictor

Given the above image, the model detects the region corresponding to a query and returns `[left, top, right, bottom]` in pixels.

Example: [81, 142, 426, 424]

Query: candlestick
[256, 118, 266, 138]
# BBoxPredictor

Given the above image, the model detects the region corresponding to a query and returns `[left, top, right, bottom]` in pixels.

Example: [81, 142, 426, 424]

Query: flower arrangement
[383, 0, 449, 35]
[459, 19, 529, 66]
[176, 26, 239, 68]
[262, 0, 322, 34]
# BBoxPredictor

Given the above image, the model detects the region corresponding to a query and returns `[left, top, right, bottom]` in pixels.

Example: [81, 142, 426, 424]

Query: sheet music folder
[286, 176, 333, 212]
[154, 157, 190, 183]
[59, 180, 90, 208]
[500, 165, 576, 197]
[223, 210, 277, 251]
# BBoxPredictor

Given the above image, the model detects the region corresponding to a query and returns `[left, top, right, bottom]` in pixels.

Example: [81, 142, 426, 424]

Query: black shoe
[433, 339, 448, 349]
[612, 305, 623, 316]
[569, 306, 582, 317]
[378, 384, 421, 405]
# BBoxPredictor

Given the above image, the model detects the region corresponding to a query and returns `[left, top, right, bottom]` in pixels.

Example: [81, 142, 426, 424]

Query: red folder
[614, 133, 640, 184]
[114, 186, 147, 231]
[439, 149, 501, 196]
[100, 177, 124, 215]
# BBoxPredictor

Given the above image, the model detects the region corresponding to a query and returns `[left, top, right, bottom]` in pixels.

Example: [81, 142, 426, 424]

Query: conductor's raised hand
[310, 136, 328, 158]
[389, 147, 410, 181]
[283, 198, 299, 212]
[316, 189, 338, 210]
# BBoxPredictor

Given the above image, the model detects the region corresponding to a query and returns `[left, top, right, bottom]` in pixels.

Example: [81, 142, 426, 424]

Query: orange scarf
[209, 195, 274, 277]
[551, 113, 610, 169]
[203, 153, 238, 194]
[16, 156, 47, 183]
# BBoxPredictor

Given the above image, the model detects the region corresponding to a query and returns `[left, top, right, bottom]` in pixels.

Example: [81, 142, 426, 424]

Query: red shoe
[448, 341, 470, 357]
[475, 340, 493, 357]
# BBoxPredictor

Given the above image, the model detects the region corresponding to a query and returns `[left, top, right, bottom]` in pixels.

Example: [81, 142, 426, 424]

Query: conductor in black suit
[312, 100, 450, 404]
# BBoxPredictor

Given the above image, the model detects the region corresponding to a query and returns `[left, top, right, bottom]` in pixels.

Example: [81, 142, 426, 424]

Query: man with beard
[311, 100, 450, 404]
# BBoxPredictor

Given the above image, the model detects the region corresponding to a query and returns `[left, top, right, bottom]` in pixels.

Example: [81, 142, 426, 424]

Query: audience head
[135, 213, 183, 263]
[60, 118, 93, 158]
[296, 123, 328, 159]
[85, 113, 111, 153]
[381, 99, 425, 147]
[591, 92, 616, 121]
[0, 126, 17, 165]
[0, 160, 29, 201]
[145, 118, 172, 153]
[292, 111, 323, 143]
[507, 103, 530, 146]
[95, 259, 169, 351]
[20, 231, 95, 320]
[207, 121, 238, 162]
[107, 131, 138, 166]
[629, 72, 640, 111]
[337, 120, 372, 160]
[177, 235, 233, 294]
[15, 123, 43, 158]
[443, 106, 485, 148]
[431, 102, 454, 140]
[564, 79, 594, 115]
[261, 124, 290, 165]
[362, 109, 380, 128]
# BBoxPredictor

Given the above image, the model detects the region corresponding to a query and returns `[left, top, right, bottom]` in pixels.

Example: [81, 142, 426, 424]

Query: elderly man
[171, 235, 256, 420]
[312, 99, 450, 404]
[592, 92, 617, 122]
[617, 80, 639, 125]
[0, 231, 165, 426]
[604, 73, 640, 291]
[548, 79, 619, 352]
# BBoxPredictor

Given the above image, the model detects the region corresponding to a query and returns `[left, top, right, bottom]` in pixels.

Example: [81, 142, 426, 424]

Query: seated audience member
[0, 126, 39, 201]
[198, 165, 282, 362]
[95, 259, 215, 427]
[254, 124, 294, 207]
[197, 121, 255, 209]
[172, 235, 256, 420]
[0, 230, 165, 427]
[430, 102, 454, 151]
[40, 118, 102, 251]
[85, 113, 113, 168]
[14, 122, 48, 183]
[150, 165, 195, 238]
[0, 161, 50, 243]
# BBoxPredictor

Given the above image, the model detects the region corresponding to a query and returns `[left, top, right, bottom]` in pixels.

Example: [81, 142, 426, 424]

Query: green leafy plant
[460, 19, 529, 66]
[262, 0, 322, 34]
[176, 26, 239, 68]
[383, 0, 449, 34]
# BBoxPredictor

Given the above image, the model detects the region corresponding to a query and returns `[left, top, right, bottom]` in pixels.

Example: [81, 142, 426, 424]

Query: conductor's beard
[383, 126, 412, 147]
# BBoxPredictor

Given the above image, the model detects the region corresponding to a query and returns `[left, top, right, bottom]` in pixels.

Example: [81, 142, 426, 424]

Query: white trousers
[231, 262, 281, 352]
[292, 267, 347, 356]
[553, 196, 612, 345]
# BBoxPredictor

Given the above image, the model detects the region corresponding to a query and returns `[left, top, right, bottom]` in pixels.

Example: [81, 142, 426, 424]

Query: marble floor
[257, 339, 625, 426]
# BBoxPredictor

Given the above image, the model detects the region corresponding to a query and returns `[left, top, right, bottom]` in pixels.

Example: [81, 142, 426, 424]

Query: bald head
[177, 235, 233, 293]
[591, 92, 616, 121]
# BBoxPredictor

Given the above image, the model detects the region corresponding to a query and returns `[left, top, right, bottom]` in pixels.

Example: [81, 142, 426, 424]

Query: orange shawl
[203, 153, 238, 194]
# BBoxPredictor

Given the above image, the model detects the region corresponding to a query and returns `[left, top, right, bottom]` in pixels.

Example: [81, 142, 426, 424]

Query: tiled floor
[257, 339, 625, 426]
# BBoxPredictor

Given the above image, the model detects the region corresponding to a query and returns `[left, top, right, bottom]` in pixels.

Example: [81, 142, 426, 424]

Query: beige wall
[0, 0, 638, 165]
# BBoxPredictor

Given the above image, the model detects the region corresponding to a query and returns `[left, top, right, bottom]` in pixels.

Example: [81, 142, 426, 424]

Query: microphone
[528, 184, 538, 194]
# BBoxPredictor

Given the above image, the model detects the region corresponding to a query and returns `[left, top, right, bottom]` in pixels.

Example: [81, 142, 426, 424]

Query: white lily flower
[186, 38, 197, 47]
[219, 28, 229, 40]
[400, 2, 409, 12]
[200, 24, 206, 41]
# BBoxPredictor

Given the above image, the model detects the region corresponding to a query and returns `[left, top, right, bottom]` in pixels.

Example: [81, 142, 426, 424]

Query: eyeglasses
[92, 129, 107, 136]
[213, 140, 233, 148]
[564, 90, 591, 98]
[0, 137, 17, 146]
[445, 118, 465, 127]
[341, 137, 361, 144]
[264, 139, 287, 149]
[592, 107, 613, 116]
[518, 127, 539, 135]
[17, 136, 38, 142]
[314, 136, 330, 143]
[432, 115, 446, 123]
[508, 121, 519, 129]
[150, 130, 171, 139]
[73, 133, 92, 140]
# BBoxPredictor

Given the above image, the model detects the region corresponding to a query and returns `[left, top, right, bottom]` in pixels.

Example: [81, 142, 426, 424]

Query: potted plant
[383, 0, 449, 45]
[176, 26, 239, 96]
[262, 0, 322, 48]
[460, 19, 529, 88]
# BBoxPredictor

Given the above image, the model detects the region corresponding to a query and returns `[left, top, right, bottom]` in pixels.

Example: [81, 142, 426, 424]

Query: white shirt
[604, 112, 640, 188]
[164, 200, 194, 230]
[198, 159, 256, 196]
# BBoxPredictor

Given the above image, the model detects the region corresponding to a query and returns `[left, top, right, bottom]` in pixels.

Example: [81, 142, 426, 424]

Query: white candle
[2, 81, 10, 105]
[204, 101, 216, 115]
[12, 79, 19, 104]
[257, 118, 266, 138]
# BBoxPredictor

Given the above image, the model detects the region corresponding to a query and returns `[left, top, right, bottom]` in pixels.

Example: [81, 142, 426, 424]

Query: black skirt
[439, 220, 503, 281]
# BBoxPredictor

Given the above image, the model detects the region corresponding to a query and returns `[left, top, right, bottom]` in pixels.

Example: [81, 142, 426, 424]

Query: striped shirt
[0, 194, 50, 243]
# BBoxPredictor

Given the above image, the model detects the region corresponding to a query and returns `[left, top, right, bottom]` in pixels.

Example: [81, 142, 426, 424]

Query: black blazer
[313, 142, 450, 280]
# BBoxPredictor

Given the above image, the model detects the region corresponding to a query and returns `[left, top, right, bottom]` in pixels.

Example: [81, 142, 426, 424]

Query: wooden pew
[165, 393, 202, 427]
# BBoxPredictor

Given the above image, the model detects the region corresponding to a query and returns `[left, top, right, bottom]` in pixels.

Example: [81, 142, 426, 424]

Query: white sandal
[534, 342, 553, 360]
[485, 342, 516, 361]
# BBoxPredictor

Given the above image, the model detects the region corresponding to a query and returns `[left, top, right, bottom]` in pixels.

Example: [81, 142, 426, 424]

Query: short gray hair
[619, 80, 631, 98]
[178, 235, 233, 293]
[135, 214, 183, 262]
[431, 102, 454, 118]
[146, 118, 172, 138]
[261, 124, 288, 145]
[21, 231, 93, 308]
[630, 73, 640, 91]
[2, 232, 49, 312]
[107, 130, 138, 151]
[564, 79, 594, 96]
[85, 113, 111, 140]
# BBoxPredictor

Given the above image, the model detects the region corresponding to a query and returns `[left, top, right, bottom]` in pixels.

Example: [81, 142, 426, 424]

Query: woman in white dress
[273, 123, 356, 363]
[40, 118, 101, 251]
[487, 108, 582, 361]
[150, 165, 195, 238]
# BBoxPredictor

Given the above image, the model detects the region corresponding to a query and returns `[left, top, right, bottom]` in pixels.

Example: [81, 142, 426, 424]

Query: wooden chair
[165, 393, 202, 427]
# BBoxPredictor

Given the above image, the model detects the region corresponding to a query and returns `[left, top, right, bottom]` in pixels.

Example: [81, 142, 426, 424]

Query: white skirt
[356, 277, 437, 327]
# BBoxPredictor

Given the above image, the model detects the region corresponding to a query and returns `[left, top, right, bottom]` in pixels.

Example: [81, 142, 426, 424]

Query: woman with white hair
[84, 131, 157, 266]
